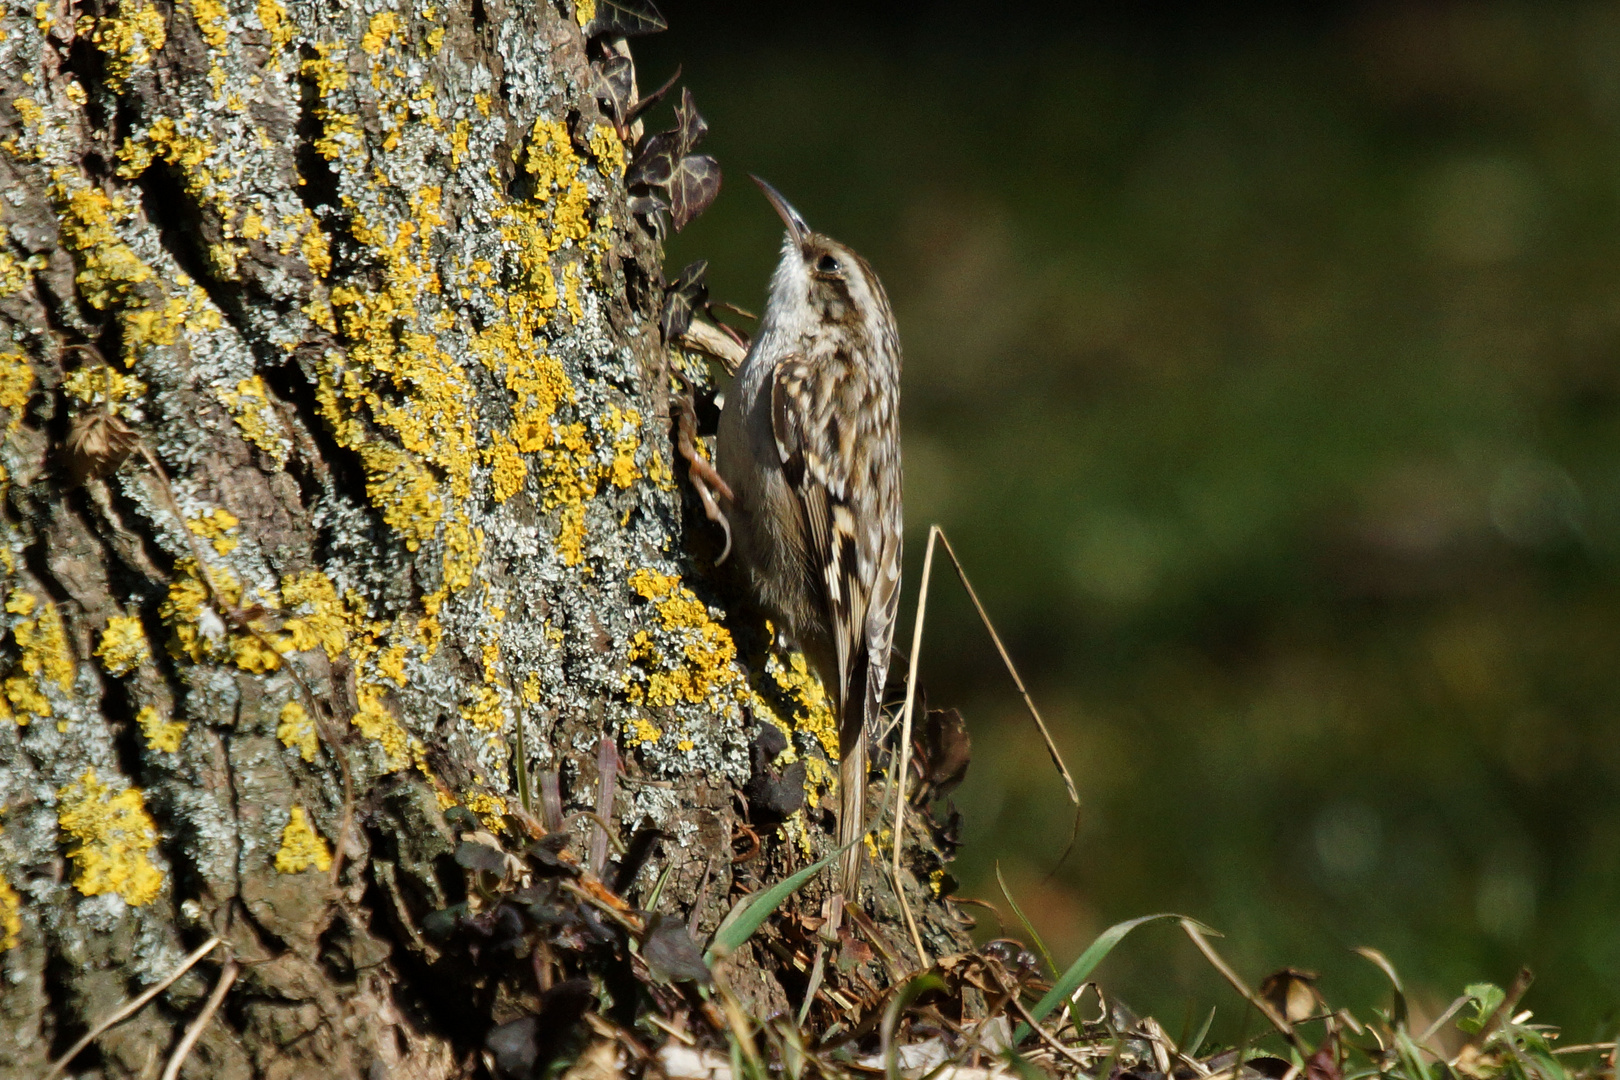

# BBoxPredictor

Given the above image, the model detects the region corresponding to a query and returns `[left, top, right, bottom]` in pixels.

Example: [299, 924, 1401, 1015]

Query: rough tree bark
[0, 0, 969, 1076]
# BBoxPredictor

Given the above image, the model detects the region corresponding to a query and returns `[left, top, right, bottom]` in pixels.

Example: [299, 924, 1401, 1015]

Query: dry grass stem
[890, 523, 942, 968]
[1181, 920, 1304, 1053]
[931, 530, 1078, 807]
[159, 957, 239, 1080]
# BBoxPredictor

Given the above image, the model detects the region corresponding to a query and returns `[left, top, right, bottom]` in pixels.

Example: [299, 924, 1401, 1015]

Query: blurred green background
[643, 0, 1620, 1040]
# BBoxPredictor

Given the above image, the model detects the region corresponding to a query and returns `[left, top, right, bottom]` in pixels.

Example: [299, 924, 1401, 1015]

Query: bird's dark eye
[815, 253, 842, 275]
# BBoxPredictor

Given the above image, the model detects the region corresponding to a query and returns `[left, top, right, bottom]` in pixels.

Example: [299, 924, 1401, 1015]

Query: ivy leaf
[582, 0, 667, 39]
[641, 913, 710, 984]
[454, 841, 509, 874]
[668, 154, 720, 231]
[592, 54, 634, 124]
[626, 130, 680, 189]
[660, 260, 708, 342]
[674, 87, 708, 155]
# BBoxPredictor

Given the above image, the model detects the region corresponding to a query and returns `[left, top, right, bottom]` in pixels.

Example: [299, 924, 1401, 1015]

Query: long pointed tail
[837, 658, 880, 899]
[837, 732, 867, 897]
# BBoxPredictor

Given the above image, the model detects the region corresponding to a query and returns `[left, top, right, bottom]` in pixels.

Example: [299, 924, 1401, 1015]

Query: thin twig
[1181, 920, 1306, 1053]
[1458, 968, 1533, 1052]
[1552, 1044, 1620, 1056]
[159, 957, 239, 1080]
[932, 530, 1078, 806]
[43, 937, 222, 1080]
[1414, 994, 1469, 1050]
[645, 1013, 696, 1047]
[889, 524, 940, 969]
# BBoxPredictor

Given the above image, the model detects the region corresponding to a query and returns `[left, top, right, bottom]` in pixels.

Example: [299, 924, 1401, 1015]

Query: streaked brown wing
[770, 352, 875, 714]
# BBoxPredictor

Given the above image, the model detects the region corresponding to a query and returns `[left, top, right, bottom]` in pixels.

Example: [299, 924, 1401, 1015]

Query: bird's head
[753, 176, 895, 346]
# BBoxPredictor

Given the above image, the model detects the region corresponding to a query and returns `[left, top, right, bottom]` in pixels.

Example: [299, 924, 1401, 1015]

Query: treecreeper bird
[717, 178, 904, 918]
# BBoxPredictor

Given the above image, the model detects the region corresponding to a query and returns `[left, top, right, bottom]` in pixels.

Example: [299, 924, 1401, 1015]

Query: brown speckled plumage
[717, 179, 903, 905]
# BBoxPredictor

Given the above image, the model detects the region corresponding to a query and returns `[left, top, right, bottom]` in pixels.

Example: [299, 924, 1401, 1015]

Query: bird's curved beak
[751, 175, 809, 246]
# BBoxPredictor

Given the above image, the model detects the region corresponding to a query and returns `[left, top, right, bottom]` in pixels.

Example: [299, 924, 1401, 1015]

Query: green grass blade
[705, 839, 858, 963]
[1015, 913, 1185, 1042]
[883, 973, 947, 1080]
[996, 861, 1059, 978]
[1187, 1005, 1217, 1058]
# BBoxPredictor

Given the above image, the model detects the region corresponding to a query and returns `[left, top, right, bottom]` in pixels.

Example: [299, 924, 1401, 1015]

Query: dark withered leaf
[612, 826, 667, 894]
[492, 904, 527, 953]
[422, 903, 468, 942]
[511, 881, 557, 907]
[922, 707, 972, 797]
[626, 130, 679, 188]
[541, 977, 595, 1017]
[463, 908, 502, 939]
[668, 154, 720, 231]
[582, 0, 667, 39]
[752, 722, 788, 762]
[641, 913, 710, 984]
[534, 831, 571, 852]
[486, 1016, 540, 1080]
[526, 845, 577, 876]
[443, 805, 479, 832]
[484, 985, 591, 1080]
[592, 54, 634, 124]
[1306, 1037, 1342, 1080]
[980, 939, 1024, 967]
[576, 905, 618, 948]
[525, 833, 578, 875]
[455, 840, 509, 873]
[744, 759, 805, 818]
[673, 87, 708, 154]
[659, 259, 708, 342]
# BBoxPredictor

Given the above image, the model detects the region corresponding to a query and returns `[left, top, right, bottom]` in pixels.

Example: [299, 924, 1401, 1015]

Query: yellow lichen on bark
[186, 506, 240, 555]
[0, 348, 36, 442]
[56, 769, 163, 905]
[623, 569, 746, 711]
[136, 705, 187, 753]
[4, 590, 76, 726]
[83, 1, 167, 89]
[764, 650, 839, 760]
[352, 684, 409, 770]
[587, 121, 625, 179]
[0, 878, 21, 950]
[219, 374, 291, 466]
[274, 806, 331, 873]
[255, 0, 295, 53]
[95, 613, 151, 676]
[62, 363, 144, 416]
[277, 700, 318, 762]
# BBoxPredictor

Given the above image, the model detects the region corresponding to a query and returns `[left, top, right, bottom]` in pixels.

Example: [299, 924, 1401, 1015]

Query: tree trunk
[0, 1, 969, 1076]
